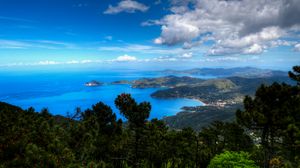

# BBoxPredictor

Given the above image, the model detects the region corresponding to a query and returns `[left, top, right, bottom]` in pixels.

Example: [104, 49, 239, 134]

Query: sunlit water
[0, 70, 209, 119]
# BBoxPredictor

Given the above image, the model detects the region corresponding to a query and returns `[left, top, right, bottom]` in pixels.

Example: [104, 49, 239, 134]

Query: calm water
[0, 70, 205, 119]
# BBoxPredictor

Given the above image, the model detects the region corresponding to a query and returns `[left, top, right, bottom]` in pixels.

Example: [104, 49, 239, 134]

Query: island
[85, 80, 103, 87]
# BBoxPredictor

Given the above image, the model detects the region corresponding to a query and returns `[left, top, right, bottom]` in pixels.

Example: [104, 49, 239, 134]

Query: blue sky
[0, 0, 300, 71]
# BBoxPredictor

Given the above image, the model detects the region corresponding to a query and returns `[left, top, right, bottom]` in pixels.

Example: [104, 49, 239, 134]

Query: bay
[0, 70, 204, 119]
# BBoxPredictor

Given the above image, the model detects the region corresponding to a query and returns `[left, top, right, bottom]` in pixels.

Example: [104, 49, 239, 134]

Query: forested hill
[151, 75, 294, 103]
[150, 75, 294, 130]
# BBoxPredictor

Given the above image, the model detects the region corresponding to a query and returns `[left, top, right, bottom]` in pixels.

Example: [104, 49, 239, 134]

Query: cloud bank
[150, 0, 300, 55]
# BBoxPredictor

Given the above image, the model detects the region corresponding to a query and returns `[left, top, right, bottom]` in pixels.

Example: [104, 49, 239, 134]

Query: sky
[0, 0, 300, 71]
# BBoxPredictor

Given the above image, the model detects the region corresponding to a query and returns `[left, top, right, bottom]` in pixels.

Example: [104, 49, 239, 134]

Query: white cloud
[141, 19, 163, 26]
[114, 54, 137, 62]
[269, 40, 297, 48]
[36, 60, 61, 65]
[294, 43, 300, 52]
[0, 40, 31, 49]
[244, 44, 264, 54]
[179, 52, 193, 58]
[0, 39, 77, 50]
[154, 38, 163, 44]
[81, 60, 94, 64]
[201, 55, 260, 63]
[152, 56, 178, 62]
[32, 40, 77, 49]
[0, 59, 104, 67]
[151, 0, 300, 55]
[98, 44, 201, 55]
[104, 0, 149, 14]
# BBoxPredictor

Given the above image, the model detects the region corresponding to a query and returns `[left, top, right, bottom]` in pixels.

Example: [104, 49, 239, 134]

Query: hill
[160, 67, 287, 78]
[150, 75, 293, 130]
[131, 75, 204, 88]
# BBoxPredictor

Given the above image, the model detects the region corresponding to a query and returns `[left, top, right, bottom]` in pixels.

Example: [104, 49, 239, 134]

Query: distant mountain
[160, 67, 287, 78]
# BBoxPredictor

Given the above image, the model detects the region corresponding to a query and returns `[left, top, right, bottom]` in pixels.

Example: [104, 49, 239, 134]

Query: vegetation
[0, 66, 300, 167]
[163, 104, 242, 131]
[131, 75, 204, 88]
[208, 151, 258, 168]
[151, 76, 293, 104]
[157, 75, 293, 130]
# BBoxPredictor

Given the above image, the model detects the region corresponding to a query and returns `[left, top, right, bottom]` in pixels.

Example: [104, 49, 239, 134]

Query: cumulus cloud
[270, 40, 297, 48]
[114, 54, 137, 62]
[151, 0, 300, 55]
[244, 44, 264, 55]
[104, 0, 149, 14]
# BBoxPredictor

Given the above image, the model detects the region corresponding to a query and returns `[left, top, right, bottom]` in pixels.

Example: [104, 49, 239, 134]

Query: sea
[0, 70, 211, 119]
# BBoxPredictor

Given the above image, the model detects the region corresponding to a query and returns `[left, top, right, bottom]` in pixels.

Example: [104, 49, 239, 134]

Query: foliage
[208, 151, 258, 168]
[288, 65, 300, 85]
[236, 65, 300, 168]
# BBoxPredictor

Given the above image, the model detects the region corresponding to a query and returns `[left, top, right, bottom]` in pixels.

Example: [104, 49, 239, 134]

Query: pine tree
[289, 66, 300, 85]
[115, 93, 151, 167]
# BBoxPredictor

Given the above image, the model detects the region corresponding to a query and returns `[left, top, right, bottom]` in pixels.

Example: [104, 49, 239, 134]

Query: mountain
[160, 67, 287, 78]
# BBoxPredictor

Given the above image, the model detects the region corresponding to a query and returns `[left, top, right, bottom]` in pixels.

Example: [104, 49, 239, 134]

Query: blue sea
[0, 70, 207, 119]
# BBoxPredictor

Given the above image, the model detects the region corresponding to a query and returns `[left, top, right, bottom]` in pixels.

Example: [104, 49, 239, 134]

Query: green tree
[236, 82, 300, 167]
[198, 121, 253, 168]
[208, 151, 258, 168]
[144, 119, 169, 167]
[289, 65, 300, 85]
[79, 102, 122, 164]
[115, 93, 151, 167]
